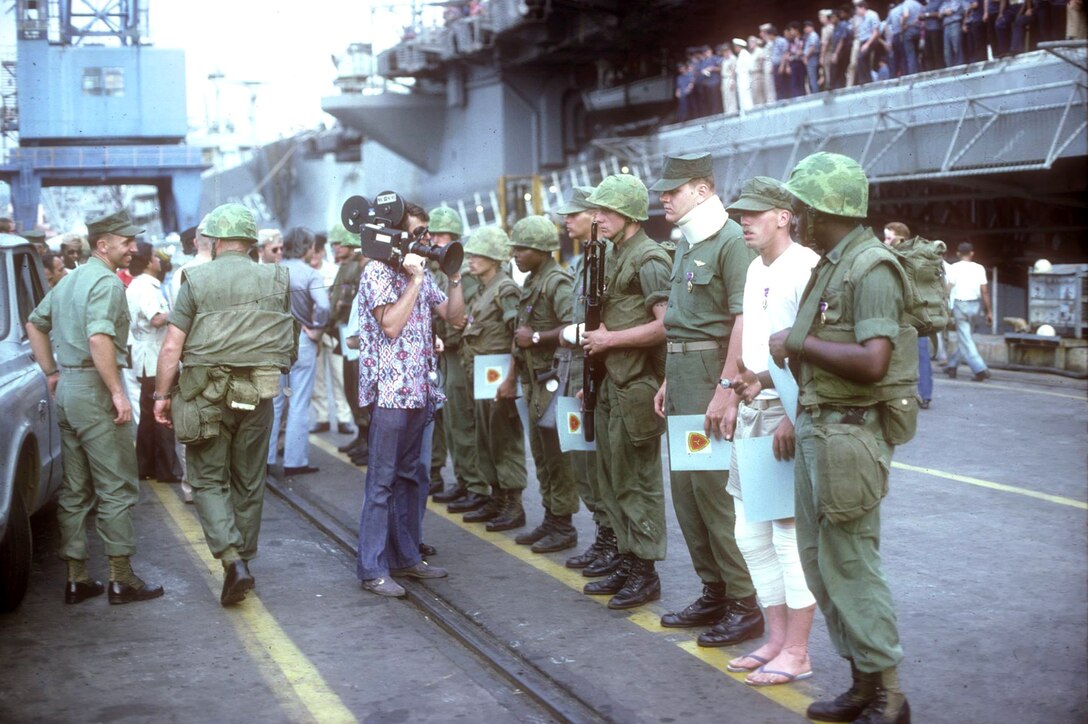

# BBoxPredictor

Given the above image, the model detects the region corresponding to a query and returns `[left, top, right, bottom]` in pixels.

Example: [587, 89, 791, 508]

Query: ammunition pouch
[172, 393, 222, 445]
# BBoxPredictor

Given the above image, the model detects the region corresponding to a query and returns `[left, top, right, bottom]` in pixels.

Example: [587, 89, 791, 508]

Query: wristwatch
[531, 331, 541, 345]
[718, 377, 732, 391]
[152, 391, 171, 401]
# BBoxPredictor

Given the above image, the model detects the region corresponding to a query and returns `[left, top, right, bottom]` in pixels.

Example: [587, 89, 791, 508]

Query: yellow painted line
[150, 482, 358, 724]
[891, 462, 1088, 510]
[939, 378, 1086, 401]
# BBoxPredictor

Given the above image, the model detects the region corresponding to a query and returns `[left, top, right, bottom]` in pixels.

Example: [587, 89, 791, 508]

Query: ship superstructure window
[82, 67, 125, 97]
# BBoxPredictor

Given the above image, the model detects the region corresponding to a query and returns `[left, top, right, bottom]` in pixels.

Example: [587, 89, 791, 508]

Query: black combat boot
[607, 557, 660, 609]
[449, 491, 489, 514]
[583, 553, 631, 595]
[806, 660, 879, 722]
[515, 510, 554, 545]
[582, 528, 621, 577]
[463, 492, 503, 523]
[697, 594, 765, 647]
[433, 479, 467, 504]
[853, 667, 910, 724]
[531, 515, 577, 553]
[486, 490, 525, 532]
[567, 525, 611, 569]
[660, 583, 729, 628]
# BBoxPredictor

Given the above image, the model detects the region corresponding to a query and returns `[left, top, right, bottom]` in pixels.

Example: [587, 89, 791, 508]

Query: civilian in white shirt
[944, 241, 992, 381]
[723, 177, 820, 687]
[127, 241, 182, 482]
[309, 234, 354, 434]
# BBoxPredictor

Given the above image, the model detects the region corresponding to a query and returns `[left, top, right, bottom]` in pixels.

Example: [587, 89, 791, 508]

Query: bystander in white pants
[312, 336, 352, 429]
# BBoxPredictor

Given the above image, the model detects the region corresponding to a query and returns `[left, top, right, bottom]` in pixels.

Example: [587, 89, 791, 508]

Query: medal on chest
[819, 300, 829, 325]
[686, 271, 694, 293]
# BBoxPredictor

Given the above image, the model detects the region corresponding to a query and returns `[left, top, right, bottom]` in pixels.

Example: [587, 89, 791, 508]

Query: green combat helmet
[784, 152, 869, 218]
[428, 206, 463, 237]
[464, 225, 511, 261]
[586, 174, 649, 221]
[202, 203, 258, 242]
[328, 221, 361, 248]
[510, 215, 559, 252]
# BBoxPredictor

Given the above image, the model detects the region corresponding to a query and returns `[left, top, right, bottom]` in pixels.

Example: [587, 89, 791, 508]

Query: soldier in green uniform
[579, 174, 672, 609]
[555, 187, 615, 570]
[459, 226, 528, 530]
[26, 209, 165, 605]
[772, 152, 916, 722]
[327, 223, 370, 464]
[425, 207, 485, 508]
[648, 153, 762, 647]
[153, 203, 297, 607]
[507, 215, 578, 553]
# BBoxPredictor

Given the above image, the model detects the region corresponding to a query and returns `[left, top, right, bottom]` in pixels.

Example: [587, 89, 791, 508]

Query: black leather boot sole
[64, 580, 105, 605]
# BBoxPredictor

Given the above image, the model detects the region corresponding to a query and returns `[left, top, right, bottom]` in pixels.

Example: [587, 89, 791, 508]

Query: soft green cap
[586, 174, 649, 221]
[510, 215, 559, 252]
[202, 203, 259, 242]
[726, 176, 795, 213]
[648, 152, 713, 192]
[428, 206, 463, 237]
[329, 222, 361, 248]
[20, 229, 46, 242]
[784, 152, 869, 218]
[553, 186, 596, 215]
[86, 209, 143, 238]
[464, 225, 511, 261]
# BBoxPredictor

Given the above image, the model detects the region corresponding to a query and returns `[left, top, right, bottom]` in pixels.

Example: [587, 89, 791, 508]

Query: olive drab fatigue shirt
[514, 256, 573, 379]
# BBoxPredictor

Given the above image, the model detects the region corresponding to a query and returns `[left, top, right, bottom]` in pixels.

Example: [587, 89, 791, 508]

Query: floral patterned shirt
[357, 262, 446, 409]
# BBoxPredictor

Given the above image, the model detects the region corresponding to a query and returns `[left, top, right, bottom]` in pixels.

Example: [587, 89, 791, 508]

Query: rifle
[581, 221, 607, 442]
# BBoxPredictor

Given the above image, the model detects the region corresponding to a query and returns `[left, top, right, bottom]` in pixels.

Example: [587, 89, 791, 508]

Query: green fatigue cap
[428, 206, 463, 237]
[464, 225, 511, 262]
[328, 221, 361, 248]
[648, 152, 713, 192]
[86, 209, 143, 238]
[510, 215, 559, 252]
[20, 229, 46, 242]
[587, 174, 649, 222]
[202, 203, 259, 242]
[784, 152, 869, 218]
[726, 176, 795, 213]
[554, 186, 596, 215]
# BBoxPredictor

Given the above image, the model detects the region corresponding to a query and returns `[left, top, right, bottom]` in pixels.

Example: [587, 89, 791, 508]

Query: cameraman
[355, 239, 465, 598]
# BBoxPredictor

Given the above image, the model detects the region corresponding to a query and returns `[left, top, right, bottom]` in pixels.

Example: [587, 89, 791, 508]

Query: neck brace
[677, 194, 728, 246]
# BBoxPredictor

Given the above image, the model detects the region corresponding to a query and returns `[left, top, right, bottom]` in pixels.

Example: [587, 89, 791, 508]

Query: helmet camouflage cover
[463, 225, 511, 261]
[784, 152, 869, 218]
[510, 215, 559, 252]
[586, 174, 649, 221]
[328, 221, 360, 248]
[428, 206, 463, 237]
[203, 203, 258, 242]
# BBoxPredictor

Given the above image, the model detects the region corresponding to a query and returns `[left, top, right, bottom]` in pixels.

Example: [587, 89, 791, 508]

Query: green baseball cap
[554, 186, 596, 215]
[648, 153, 714, 192]
[726, 176, 795, 213]
[86, 209, 143, 238]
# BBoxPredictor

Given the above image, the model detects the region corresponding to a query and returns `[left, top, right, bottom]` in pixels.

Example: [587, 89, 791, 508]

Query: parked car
[0, 234, 62, 611]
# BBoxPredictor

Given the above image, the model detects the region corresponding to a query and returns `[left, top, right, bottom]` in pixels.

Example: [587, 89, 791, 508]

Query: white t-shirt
[127, 273, 169, 377]
[947, 259, 987, 302]
[741, 242, 820, 399]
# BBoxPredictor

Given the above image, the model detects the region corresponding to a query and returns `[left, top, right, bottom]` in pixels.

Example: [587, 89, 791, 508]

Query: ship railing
[2, 144, 209, 169]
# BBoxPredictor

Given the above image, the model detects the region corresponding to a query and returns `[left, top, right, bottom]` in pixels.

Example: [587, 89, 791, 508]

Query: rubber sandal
[745, 667, 814, 687]
[726, 653, 770, 673]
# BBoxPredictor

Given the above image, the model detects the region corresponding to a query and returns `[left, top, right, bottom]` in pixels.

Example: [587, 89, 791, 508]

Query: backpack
[891, 236, 951, 337]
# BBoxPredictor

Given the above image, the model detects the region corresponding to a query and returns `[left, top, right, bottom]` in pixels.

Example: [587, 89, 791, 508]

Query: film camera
[341, 191, 463, 276]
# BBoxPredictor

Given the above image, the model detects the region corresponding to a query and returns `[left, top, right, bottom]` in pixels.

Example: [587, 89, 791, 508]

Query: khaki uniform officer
[649, 153, 762, 647]
[580, 174, 671, 610]
[459, 226, 528, 531]
[508, 215, 578, 554]
[555, 187, 615, 572]
[154, 203, 297, 607]
[775, 152, 917, 723]
[26, 209, 164, 605]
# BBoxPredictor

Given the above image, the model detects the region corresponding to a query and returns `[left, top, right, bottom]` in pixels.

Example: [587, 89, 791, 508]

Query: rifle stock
[582, 221, 606, 442]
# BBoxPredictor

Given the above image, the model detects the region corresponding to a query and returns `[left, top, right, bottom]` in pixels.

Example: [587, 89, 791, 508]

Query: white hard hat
[1033, 259, 1053, 273]
[1036, 324, 1057, 337]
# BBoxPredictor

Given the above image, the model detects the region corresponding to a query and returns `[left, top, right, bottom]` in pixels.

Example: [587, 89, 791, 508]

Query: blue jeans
[917, 336, 933, 401]
[807, 57, 820, 93]
[418, 417, 435, 530]
[948, 300, 988, 375]
[356, 406, 427, 580]
[943, 22, 965, 66]
[902, 27, 921, 75]
[268, 332, 318, 468]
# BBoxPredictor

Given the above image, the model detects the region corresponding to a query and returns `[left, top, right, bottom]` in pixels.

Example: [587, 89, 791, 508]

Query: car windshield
[0, 255, 9, 341]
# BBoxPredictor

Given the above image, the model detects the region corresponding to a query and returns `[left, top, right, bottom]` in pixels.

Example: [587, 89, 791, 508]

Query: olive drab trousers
[665, 350, 755, 598]
[443, 347, 485, 495]
[567, 354, 604, 525]
[594, 376, 667, 561]
[186, 399, 274, 561]
[794, 407, 904, 673]
[473, 398, 528, 495]
[55, 370, 139, 560]
[525, 377, 579, 517]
